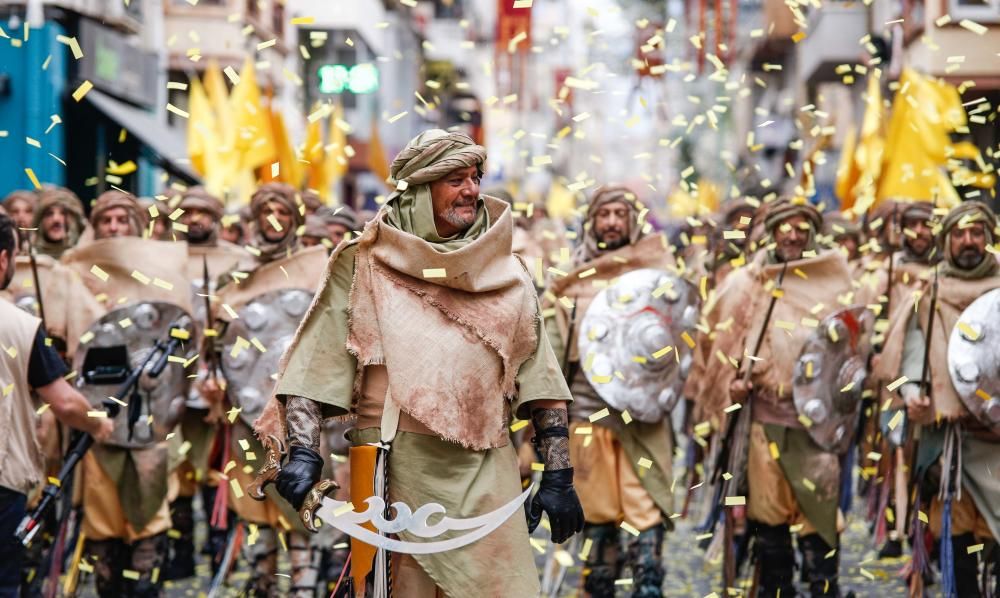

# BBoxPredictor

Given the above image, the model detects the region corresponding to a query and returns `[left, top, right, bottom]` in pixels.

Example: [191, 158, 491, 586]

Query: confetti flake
[71, 80, 93, 102]
[887, 376, 909, 392]
[422, 268, 447, 279]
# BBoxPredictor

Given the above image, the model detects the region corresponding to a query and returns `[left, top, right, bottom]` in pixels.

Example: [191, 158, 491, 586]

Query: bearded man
[699, 198, 856, 597]
[199, 182, 328, 597]
[159, 187, 246, 580]
[880, 201, 1000, 596]
[866, 201, 937, 558]
[252, 129, 584, 597]
[60, 190, 191, 597]
[542, 185, 676, 598]
[32, 186, 86, 258]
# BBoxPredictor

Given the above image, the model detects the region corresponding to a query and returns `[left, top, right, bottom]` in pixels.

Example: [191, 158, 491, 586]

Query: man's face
[429, 166, 480, 237]
[180, 206, 216, 244]
[300, 235, 322, 248]
[949, 222, 988, 270]
[7, 199, 34, 230]
[326, 222, 350, 246]
[593, 201, 631, 251]
[259, 201, 293, 243]
[773, 215, 811, 262]
[901, 216, 933, 258]
[220, 223, 243, 245]
[95, 207, 134, 239]
[42, 206, 69, 243]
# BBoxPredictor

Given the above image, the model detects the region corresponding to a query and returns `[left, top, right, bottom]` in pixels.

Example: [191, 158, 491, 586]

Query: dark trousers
[0, 487, 27, 598]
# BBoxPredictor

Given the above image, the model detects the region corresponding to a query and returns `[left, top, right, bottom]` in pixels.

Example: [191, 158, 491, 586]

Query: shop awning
[86, 88, 200, 183]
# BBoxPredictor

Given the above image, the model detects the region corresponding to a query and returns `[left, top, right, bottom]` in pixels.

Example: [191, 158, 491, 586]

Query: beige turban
[389, 129, 486, 190]
[90, 190, 148, 237]
[763, 197, 822, 234]
[178, 186, 225, 220]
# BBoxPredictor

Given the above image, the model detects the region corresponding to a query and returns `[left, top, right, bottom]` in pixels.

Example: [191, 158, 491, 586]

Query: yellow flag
[849, 75, 885, 215]
[834, 125, 859, 210]
[366, 118, 390, 188]
[322, 104, 348, 200]
[304, 110, 328, 197]
[266, 109, 301, 186]
[229, 57, 276, 173]
[186, 77, 215, 177]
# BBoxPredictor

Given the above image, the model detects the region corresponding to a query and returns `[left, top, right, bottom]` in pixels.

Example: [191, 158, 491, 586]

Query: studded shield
[947, 287, 1000, 435]
[576, 268, 700, 423]
[792, 305, 874, 454]
[73, 302, 198, 449]
[220, 288, 314, 427]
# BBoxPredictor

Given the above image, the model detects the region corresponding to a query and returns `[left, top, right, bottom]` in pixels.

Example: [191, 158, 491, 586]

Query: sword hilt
[300, 478, 340, 533]
[247, 436, 285, 501]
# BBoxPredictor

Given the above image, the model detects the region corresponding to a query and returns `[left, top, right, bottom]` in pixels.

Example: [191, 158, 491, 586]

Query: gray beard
[442, 207, 476, 231]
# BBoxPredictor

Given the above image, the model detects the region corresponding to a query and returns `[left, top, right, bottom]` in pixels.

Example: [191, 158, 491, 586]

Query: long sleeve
[273, 245, 358, 417]
[899, 307, 926, 394]
[512, 311, 573, 419]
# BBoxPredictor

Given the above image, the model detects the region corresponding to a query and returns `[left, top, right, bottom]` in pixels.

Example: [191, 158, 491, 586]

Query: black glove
[526, 467, 585, 544]
[275, 445, 323, 510]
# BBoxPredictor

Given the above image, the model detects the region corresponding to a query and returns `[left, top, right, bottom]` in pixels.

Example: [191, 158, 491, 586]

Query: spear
[24, 231, 48, 332]
[202, 254, 219, 383]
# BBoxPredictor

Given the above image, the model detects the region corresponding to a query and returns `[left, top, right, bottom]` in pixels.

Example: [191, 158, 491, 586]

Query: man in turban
[89, 190, 148, 240]
[542, 184, 676, 597]
[2, 191, 36, 249]
[254, 129, 584, 597]
[698, 197, 856, 596]
[198, 182, 326, 597]
[316, 204, 360, 248]
[881, 201, 1000, 595]
[32, 186, 86, 258]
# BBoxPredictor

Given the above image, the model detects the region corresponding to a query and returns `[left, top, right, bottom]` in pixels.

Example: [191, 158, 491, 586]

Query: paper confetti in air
[724, 496, 745, 506]
[71, 80, 93, 102]
[887, 376, 909, 392]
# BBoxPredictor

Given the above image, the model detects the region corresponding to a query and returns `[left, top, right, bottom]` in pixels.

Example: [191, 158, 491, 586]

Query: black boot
[163, 496, 196, 580]
[582, 523, 621, 598]
[950, 532, 980, 598]
[626, 524, 665, 598]
[122, 533, 168, 597]
[753, 521, 797, 598]
[798, 533, 840, 597]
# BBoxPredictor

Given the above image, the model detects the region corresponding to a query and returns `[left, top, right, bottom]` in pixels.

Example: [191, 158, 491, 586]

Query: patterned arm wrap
[285, 396, 322, 452]
[531, 408, 571, 470]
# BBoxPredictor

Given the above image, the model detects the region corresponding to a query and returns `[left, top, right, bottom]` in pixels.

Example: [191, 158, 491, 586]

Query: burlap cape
[878, 271, 1000, 423]
[0, 254, 104, 355]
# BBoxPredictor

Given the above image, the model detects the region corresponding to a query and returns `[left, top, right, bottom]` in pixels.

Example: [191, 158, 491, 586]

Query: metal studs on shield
[577, 268, 700, 423]
[221, 288, 314, 427]
[948, 288, 1000, 435]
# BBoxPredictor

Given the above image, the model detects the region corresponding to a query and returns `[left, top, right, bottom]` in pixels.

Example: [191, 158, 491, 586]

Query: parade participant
[200, 182, 327, 597]
[219, 208, 248, 246]
[316, 204, 360, 247]
[254, 129, 583, 597]
[161, 187, 246, 580]
[823, 213, 863, 263]
[708, 198, 756, 285]
[300, 215, 331, 250]
[1, 191, 36, 245]
[61, 190, 192, 597]
[868, 201, 936, 558]
[0, 213, 114, 596]
[543, 184, 675, 597]
[32, 186, 86, 259]
[881, 201, 1000, 596]
[300, 189, 324, 216]
[700, 197, 856, 597]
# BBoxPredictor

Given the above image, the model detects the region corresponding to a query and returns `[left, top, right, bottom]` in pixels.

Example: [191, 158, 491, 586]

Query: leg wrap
[86, 538, 126, 598]
[798, 533, 840, 597]
[243, 526, 279, 597]
[626, 524, 665, 598]
[122, 533, 168, 598]
[752, 521, 796, 598]
[164, 496, 196, 580]
[288, 531, 320, 598]
[582, 523, 621, 598]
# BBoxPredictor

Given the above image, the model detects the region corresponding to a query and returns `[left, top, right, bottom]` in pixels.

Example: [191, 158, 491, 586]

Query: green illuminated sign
[318, 63, 379, 94]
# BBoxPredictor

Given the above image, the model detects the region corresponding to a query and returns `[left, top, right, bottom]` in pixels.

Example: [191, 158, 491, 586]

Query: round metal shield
[72, 302, 198, 448]
[577, 269, 700, 423]
[947, 287, 1000, 435]
[792, 306, 874, 453]
[221, 288, 314, 427]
